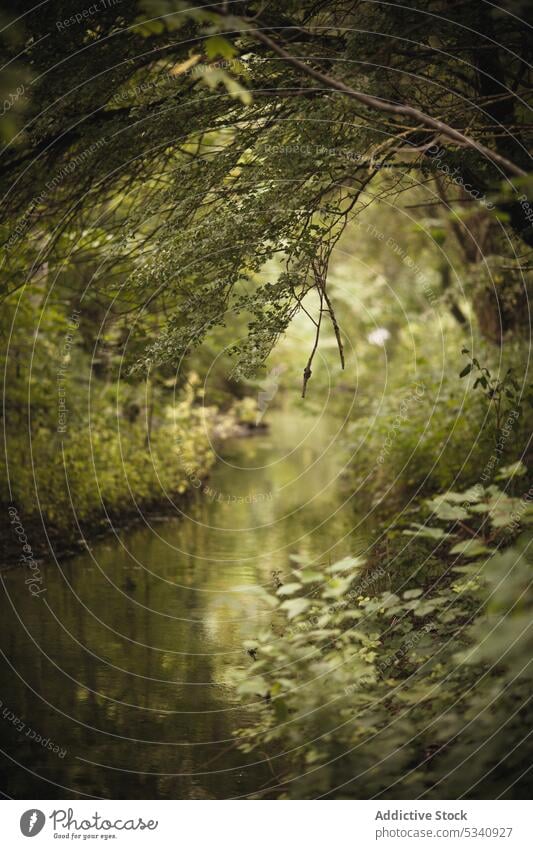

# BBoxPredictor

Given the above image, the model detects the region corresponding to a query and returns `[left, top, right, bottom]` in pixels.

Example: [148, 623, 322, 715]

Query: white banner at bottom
[2, 799, 529, 847]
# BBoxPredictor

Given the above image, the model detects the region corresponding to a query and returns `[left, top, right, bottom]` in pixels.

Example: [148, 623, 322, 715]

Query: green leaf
[414, 599, 445, 616]
[435, 489, 478, 504]
[258, 592, 281, 609]
[487, 494, 521, 528]
[450, 539, 493, 558]
[496, 461, 527, 481]
[299, 570, 324, 584]
[224, 76, 253, 105]
[280, 597, 311, 620]
[277, 582, 302, 596]
[237, 675, 268, 696]
[204, 35, 238, 61]
[461, 486, 484, 503]
[289, 554, 310, 565]
[324, 576, 353, 599]
[403, 588, 423, 599]
[194, 66, 252, 104]
[326, 556, 365, 574]
[427, 500, 469, 521]
[459, 363, 473, 378]
[403, 523, 450, 540]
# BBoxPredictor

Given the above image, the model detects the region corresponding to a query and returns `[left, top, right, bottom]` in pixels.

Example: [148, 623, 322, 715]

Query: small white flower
[367, 328, 390, 347]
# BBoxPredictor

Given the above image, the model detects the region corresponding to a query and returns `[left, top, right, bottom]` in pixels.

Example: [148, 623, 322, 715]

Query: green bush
[235, 481, 533, 798]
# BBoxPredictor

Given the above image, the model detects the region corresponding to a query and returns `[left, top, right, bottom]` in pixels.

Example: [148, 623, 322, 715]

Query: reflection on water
[0, 407, 369, 798]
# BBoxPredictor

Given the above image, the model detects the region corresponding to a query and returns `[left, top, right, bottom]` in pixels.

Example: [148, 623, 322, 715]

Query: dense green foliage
[237, 475, 533, 798]
[0, 0, 532, 801]
[1, 1, 532, 377]
[0, 286, 226, 532]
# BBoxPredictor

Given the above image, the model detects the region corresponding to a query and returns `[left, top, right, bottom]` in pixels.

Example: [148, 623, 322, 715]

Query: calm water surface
[0, 407, 370, 798]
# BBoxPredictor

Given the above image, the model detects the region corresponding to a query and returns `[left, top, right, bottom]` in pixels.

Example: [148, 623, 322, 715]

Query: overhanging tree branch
[239, 24, 527, 179]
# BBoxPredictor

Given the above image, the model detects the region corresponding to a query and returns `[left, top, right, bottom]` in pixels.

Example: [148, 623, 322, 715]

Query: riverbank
[1, 490, 201, 572]
[0, 405, 267, 571]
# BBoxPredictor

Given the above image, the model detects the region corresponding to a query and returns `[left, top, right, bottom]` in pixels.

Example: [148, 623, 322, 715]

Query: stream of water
[0, 406, 370, 799]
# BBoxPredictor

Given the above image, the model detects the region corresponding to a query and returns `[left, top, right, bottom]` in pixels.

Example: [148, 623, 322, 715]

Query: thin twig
[302, 281, 323, 398]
